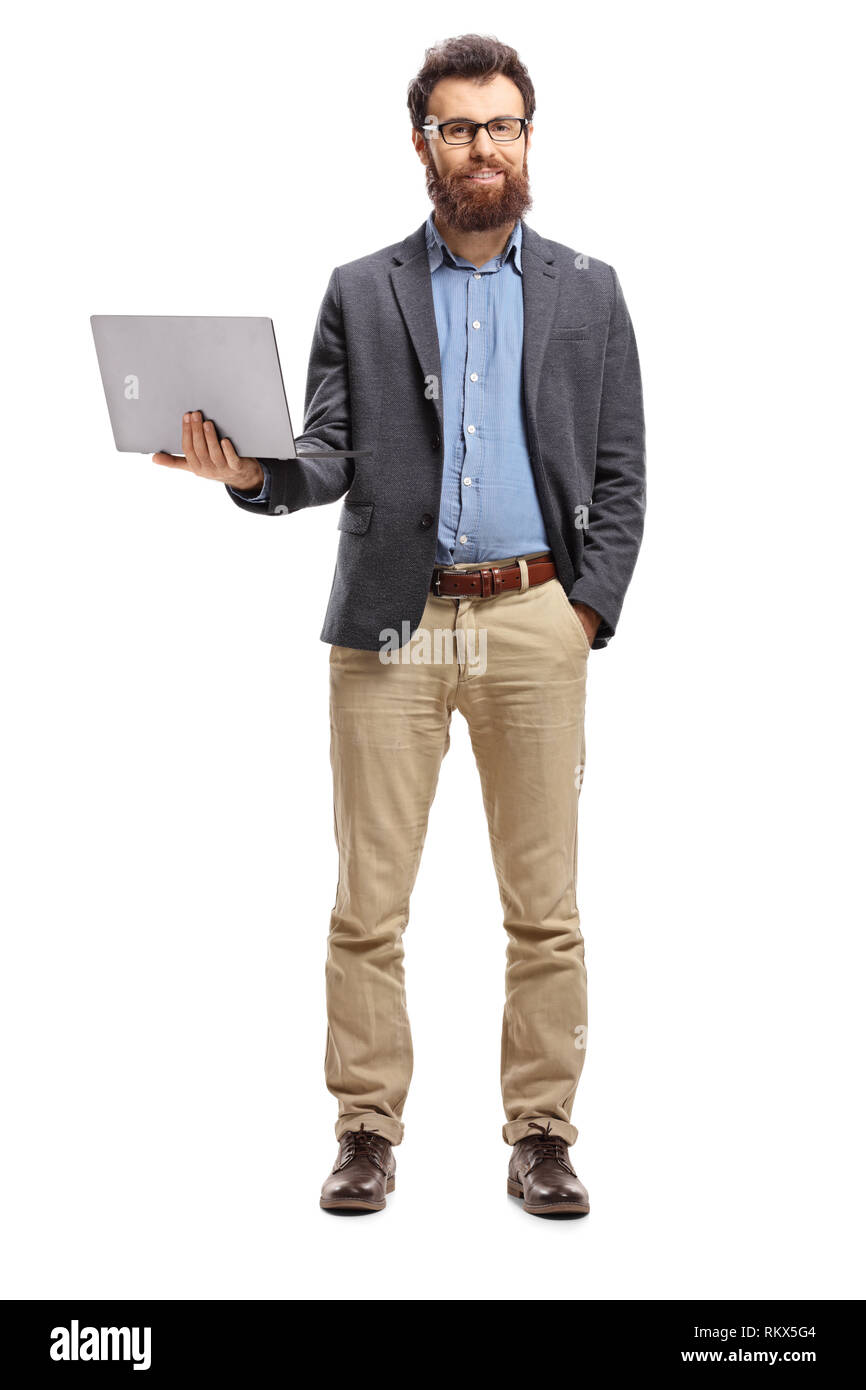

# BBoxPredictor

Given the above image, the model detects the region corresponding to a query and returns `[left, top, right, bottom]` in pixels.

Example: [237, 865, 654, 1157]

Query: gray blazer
[227, 219, 646, 651]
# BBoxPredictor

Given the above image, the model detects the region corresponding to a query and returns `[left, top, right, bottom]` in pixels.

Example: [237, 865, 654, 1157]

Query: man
[153, 34, 646, 1217]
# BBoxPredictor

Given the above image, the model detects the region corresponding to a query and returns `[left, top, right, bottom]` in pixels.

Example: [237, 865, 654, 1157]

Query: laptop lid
[90, 314, 369, 461]
[91, 315, 297, 458]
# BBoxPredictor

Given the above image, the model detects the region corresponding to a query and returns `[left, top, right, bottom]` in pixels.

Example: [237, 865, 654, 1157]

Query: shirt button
[467, 424, 476, 434]
[459, 535, 468, 544]
[463, 477, 472, 486]
[472, 320, 481, 330]
[473, 272, 481, 280]
[469, 373, 478, 382]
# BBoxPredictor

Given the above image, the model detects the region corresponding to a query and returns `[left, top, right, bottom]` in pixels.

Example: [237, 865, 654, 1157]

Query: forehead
[426, 73, 525, 119]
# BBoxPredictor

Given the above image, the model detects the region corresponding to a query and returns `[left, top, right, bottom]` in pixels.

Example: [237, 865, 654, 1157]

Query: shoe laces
[525, 1121, 571, 1172]
[340, 1123, 389, 1172]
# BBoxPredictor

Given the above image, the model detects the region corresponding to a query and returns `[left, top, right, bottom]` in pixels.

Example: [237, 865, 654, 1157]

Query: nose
[472, 127, 497, 157]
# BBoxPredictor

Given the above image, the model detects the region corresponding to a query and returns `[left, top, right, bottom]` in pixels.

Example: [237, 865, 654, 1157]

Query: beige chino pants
[325, 554, 589, 1146]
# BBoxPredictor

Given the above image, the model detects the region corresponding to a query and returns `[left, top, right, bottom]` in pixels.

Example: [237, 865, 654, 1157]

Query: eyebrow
[434, 114, 525, 122]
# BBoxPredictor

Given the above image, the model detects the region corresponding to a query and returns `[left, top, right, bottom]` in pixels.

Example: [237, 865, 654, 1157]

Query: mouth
[464, 169, 505, 183]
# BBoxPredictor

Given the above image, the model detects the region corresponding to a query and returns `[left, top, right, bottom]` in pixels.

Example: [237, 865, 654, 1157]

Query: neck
[432, 214, 517, 270]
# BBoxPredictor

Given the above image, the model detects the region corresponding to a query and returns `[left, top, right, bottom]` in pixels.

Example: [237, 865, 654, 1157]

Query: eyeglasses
[421, 116, 529, 145]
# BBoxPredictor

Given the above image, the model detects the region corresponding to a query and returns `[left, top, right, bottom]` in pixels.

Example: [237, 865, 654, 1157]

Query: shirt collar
[425, 210, 523, 275]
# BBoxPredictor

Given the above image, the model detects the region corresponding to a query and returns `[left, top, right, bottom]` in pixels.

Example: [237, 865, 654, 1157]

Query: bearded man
[153, 33, 646, 1218]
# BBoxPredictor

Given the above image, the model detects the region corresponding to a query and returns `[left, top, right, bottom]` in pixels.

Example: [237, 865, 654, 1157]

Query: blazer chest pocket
[337, 501, 374, 535]
[550, 324, 590, 342]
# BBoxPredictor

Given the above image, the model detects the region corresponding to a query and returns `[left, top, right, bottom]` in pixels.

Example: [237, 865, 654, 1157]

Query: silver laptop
[90, 314, 368, 460]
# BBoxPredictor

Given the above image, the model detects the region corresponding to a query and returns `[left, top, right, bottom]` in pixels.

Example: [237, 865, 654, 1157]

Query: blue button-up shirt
[234, 215, 552, 566]
[425, 211, 549, 565]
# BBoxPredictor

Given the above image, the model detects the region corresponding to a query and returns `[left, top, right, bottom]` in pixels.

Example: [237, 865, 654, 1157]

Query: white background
[2, 0, 863, 1301]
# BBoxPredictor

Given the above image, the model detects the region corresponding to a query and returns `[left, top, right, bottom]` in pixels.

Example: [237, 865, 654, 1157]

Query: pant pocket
[552, 581, 591, 655]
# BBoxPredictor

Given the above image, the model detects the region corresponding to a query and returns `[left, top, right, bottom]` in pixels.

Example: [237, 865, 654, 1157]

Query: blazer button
[430, 434, 440, 450]
[419, 513, 434, 529]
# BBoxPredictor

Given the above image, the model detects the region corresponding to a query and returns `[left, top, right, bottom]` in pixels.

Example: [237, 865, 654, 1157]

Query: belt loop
[518, 557, 529, 593]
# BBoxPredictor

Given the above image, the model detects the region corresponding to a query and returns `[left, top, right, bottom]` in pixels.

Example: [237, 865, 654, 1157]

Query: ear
[412, 127, 432, 168]
[525, 122, 533, 156]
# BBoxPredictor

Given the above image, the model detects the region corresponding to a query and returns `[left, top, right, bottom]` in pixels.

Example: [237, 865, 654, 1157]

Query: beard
[425, 150, 532, 232]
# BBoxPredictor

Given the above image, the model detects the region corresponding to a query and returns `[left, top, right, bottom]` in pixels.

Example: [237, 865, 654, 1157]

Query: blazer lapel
[390, 223, 444, 441]
[519, 221, 560, 426]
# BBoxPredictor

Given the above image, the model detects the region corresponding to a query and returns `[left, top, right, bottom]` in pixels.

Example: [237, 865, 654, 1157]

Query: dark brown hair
[407, 34, 536, 130]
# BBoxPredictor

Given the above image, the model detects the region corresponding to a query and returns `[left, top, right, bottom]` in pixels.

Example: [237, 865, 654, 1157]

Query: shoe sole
[507, 1177, 589, 1217]
[320, 1176, 395, 1212]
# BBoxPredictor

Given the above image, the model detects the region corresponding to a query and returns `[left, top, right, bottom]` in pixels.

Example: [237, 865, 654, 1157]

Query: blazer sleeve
[226, 266, 355, 516]
[568, 265, 646, 646]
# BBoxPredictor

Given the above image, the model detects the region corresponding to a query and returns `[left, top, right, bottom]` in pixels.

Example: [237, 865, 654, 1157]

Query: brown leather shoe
[319, 1124, 396, 1213]
[508, 1122, 590, 1217]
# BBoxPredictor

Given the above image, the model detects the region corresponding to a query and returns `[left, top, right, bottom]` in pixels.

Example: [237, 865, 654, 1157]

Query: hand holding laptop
[91, 315, 369, 466]
[152, 411, 264, 493]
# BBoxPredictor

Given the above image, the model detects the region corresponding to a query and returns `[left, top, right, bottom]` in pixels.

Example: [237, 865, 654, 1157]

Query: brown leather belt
[430, 553, 558, 599]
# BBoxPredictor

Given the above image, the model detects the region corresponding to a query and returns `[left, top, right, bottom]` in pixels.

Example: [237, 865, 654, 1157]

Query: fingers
[187, 410, 229, 476]
[220, 435, 240, 467]
[189, 412, 210, 473]
[202, 418, 226, 469]
[181, 412, 195, 467]
[221, 436, 250, 480]
[152, 452, 188, 467]
[154, 412, 230, 478]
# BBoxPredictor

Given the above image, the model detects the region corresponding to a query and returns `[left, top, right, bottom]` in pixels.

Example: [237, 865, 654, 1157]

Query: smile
[466, 170, 504, 182]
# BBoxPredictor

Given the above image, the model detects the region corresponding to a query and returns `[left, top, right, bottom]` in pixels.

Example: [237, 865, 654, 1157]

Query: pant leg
[325, 596, 458, 1145]
[454, 576, 589, 1145]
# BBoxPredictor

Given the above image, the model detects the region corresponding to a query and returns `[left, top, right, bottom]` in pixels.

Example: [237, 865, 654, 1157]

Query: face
[413, 73, 533, 232]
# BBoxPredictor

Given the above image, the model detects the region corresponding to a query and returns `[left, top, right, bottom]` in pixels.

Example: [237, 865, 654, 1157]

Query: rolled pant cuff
[336, 1113, 404, 1147]
[503, 1118, 579, 1146]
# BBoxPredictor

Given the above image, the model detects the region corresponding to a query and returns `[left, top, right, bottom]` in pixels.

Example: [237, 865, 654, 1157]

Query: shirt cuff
[229, 461, 271, 503]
